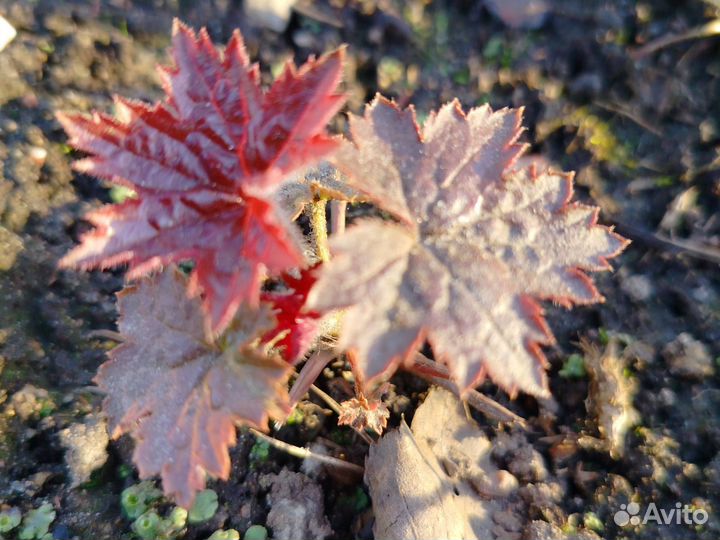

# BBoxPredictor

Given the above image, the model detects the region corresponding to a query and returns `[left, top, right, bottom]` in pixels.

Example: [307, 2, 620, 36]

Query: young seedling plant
[58, 20, 628, 508]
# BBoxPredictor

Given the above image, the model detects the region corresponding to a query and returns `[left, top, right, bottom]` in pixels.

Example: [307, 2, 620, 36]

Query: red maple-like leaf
[97, 269, 292, 508]
[261, 267, 322, 363]
[307, 96, 629, 397]
[58, 20, 345, 334]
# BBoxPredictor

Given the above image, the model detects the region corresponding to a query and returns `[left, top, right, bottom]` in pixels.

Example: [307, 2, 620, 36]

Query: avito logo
[614, 502, 708, 527]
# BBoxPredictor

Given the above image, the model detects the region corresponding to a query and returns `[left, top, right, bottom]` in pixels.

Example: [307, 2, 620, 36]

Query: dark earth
[0, 0, 719, 539]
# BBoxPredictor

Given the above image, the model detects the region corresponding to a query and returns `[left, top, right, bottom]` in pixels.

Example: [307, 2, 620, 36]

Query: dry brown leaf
[337, 393, 390, 435]
[365, 387, 518, 540]
[582, 338, 640, 459]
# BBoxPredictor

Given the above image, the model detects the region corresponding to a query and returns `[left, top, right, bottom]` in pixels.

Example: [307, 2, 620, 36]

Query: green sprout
[188, 489, 218, 524]
[122, 487, 148, 519]
[249, 440, 270, 465]
[37, 399, 55, 418]
[132, 511, 161, 540]
[285, 408, 304, 426]
[377, 57, 405, 91]
[482, 36, 514, 68]
[109, 185, 137, 204]
[598, 327, 610, 346]
[330, 427, 353, 446]
[583, 511, 604, 533]
[0, 507, 21, 532]
[151, 506, 189, 539]
[349, 487, 369, 512]
[117, 464, 134, 479]
[121, 481, 162, 519]
[243, 525, 268, 540]
[166, 507, 187, 530]
[18, 503, 55, 540]
[336, 486, 370, 514]
[208, 529, 241, 540]
[559, 354, 587, 378]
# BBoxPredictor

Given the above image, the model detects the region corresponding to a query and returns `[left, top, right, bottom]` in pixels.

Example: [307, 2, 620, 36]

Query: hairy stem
[308, 198, 330, 262]
[288, 349, 335, 406]
[410, 352, 528, 429]
[330, 200, 347, 235]
[249, 428, 364, 476]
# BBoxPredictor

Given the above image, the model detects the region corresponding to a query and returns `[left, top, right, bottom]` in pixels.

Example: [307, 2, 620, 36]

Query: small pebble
[53, 523, 72, 540]
[620, 274, 653, 302]
[662, 333, 714, 379]
[0, 15, 16, 52]
[29, 146, 48, 166]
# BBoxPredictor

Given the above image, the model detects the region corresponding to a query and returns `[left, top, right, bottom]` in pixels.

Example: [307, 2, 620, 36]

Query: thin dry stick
[631, 18, 720, 59]
[411, 352, 528, 429]
[249, 428, 364, 475]
[310, 384, 343, 416]
[593, 100, 664, 137]
[292, 2, 343, 28]
[87, 329, 125, 341]
[613, 220, 720, 265]
[330, 200, 347, 235]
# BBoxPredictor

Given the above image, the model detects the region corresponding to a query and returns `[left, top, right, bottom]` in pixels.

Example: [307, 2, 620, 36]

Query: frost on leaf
[58, 20, 345, 335]
[276, 162, 365, 219]
[261, 267, 322, 363]
[308, 96, 629, 397]
[96, 269, 292, 508]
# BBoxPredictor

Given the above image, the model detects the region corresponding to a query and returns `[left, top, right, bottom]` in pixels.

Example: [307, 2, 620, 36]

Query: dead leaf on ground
[365, 387, 519, 540]
[582, 338, 640, 459]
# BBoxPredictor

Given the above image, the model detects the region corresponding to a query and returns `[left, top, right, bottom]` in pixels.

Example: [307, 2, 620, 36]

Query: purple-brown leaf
[307, 96, 629, 397]
[97, 269, 291, 508]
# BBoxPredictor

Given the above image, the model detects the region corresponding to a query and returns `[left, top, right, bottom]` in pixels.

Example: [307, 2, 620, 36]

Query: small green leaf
[598, 327, 610, 346]
[117, 464, 134, 479]
[19, 503, 55, 540]
[0, 507, 21, 532]
[351, 487, 369, 512]
[243, 525, 268, 540]
[208, 529, 241, 540]
[167, 507, 188, 530]
[109, 185, 137, 204]
[132, 511, 160, 540]
[188, 489, 218, 524]
[121, 481, 162, 520]
[121, 487, 148, 519]
[559, 354, 586, 378]
[584, 511, 604, 532]
[285, 408, 304, 426]
[136, 481, 163, 502]
[249, 440, 270, 464]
